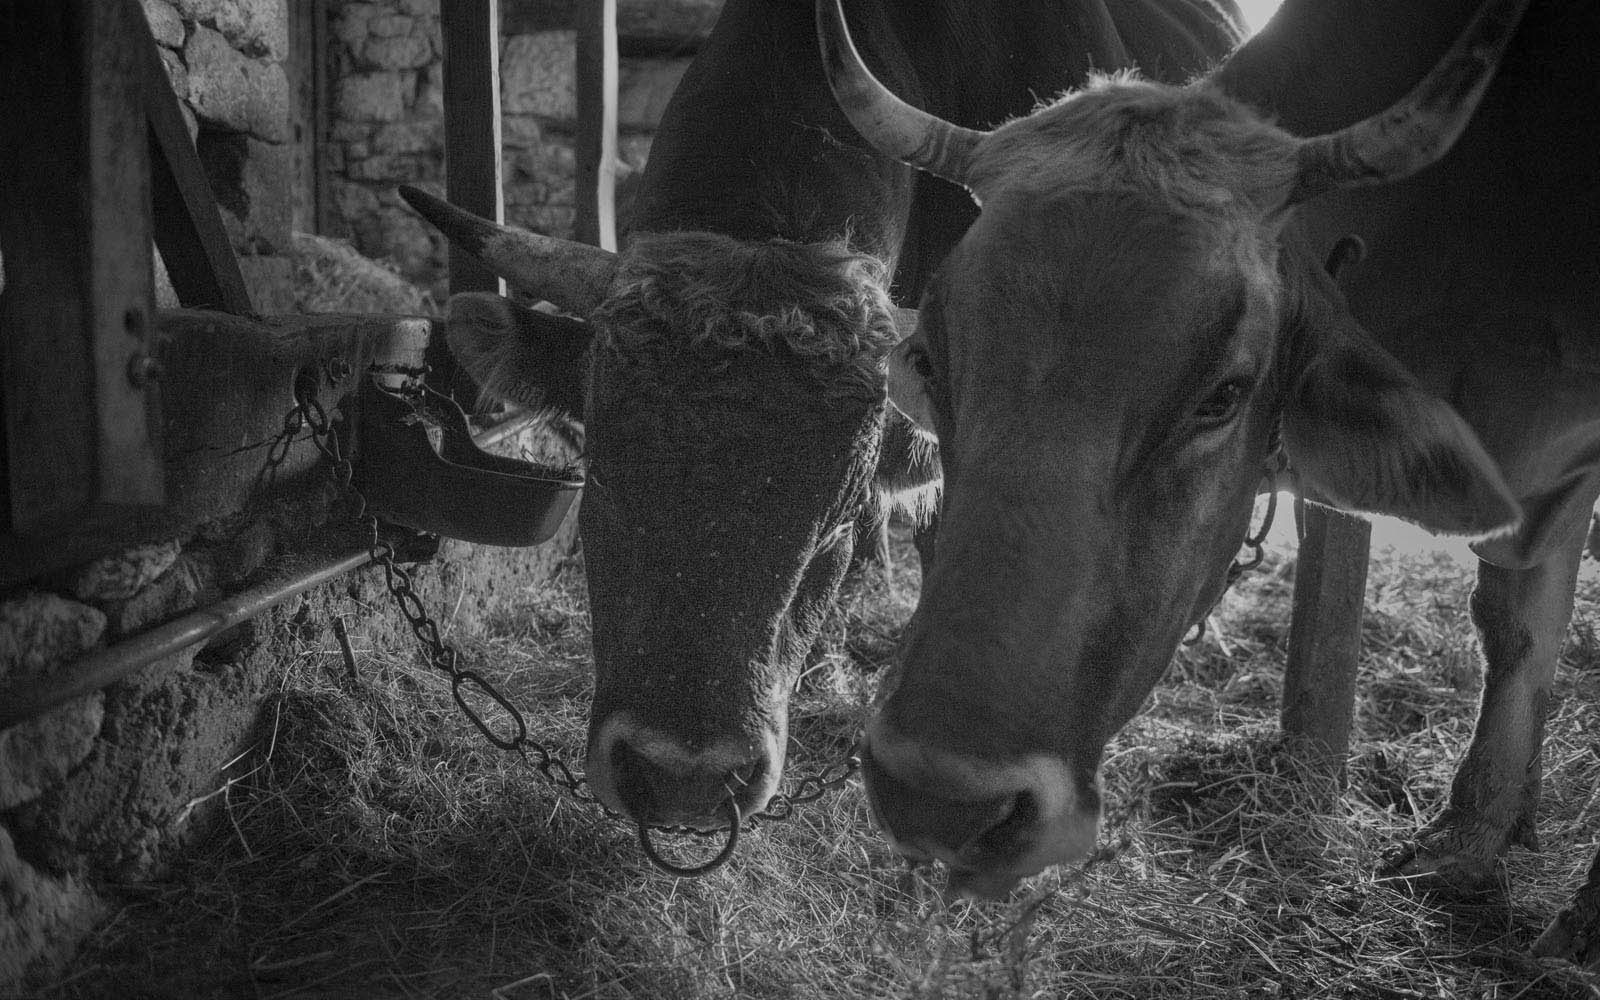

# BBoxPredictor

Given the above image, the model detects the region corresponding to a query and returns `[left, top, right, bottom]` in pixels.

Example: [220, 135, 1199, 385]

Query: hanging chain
[1184, 425, 1289, 646]
[278, 365, 862, 875]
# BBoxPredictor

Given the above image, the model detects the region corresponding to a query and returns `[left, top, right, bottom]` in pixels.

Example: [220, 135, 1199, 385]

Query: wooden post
[440, 0, 505, 297]
[575, 0, 618, 251]
[141, 8, 254, 316]
[0, 0, 164, 534]
[1281, 503, 1371, 771]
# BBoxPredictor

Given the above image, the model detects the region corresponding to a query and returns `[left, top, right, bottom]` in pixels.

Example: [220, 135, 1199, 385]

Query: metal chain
[279, 365, 862, 875]
[1184, 430, 1289, 646]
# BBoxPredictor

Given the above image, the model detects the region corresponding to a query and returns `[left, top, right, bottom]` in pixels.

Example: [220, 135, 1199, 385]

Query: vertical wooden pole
[440, 0, 505, 297]
[438, 0, 503, 400]
[1281, 503, 1371, 771]
[575, 0, 618, 251]
[0, 0, 164, 534]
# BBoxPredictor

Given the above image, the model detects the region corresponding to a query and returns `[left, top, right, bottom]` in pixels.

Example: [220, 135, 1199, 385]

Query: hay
[289, 232, 437, 316]
[31, 527, 1600, 999]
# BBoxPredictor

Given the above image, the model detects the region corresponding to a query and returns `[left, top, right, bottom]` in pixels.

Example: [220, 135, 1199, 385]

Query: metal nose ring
[637, 795, 742, 877]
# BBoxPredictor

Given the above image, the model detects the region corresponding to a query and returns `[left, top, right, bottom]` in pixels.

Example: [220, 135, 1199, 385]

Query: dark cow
[822, 0, 1600, 962]
[400, 1, 1242, 833]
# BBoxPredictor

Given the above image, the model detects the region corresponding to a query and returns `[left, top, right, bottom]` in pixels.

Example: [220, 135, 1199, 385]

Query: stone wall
[144, 0, 300, 313]
[325, 0, 722, 300]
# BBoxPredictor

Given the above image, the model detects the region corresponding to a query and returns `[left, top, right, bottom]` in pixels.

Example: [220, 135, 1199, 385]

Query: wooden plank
[440, 0, 505, 298]
[140, 5, 255, 316]
[0, 0, 164, 535]
[1281, 503, 1371, 770]
[575, 0, 619, 251]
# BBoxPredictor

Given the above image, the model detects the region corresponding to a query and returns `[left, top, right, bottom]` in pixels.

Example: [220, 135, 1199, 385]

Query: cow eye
[1195, 379, 1250, 426]
[906, 344, 935, 382]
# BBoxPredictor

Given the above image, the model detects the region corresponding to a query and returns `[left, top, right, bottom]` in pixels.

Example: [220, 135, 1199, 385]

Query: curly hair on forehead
[592, 231, 900, 378]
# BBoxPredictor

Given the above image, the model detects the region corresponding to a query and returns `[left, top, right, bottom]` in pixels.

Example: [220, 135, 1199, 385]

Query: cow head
[398, 189, 939, 830]
[817, 0, 1527, 895]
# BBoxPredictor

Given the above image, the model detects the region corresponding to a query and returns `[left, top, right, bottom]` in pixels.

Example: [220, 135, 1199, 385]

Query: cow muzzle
[860, 718, 1101, 899]
[585, 713, 785, 829]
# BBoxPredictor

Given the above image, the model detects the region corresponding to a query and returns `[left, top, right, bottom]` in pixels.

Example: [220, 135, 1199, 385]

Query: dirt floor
[13, 506, 1600, 999]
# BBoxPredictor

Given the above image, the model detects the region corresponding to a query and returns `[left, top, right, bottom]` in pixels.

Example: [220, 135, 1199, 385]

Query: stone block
[412, 66, 444, 118]
[200, 132, 294, 254]
[183, 25, 290, 141]
[334, 2, 383, 49]
[332, 179, 381, 221]
[336, 71, 410, 123]
[367, 13, 413, 38]
[346, 151, 439, 184]
[618, 57, 690, 130]
[330, 119, 373, 143]
[500, 32, 576, 121]
[71, 542, 181, 603]
[501, 114, 543, 151]
[0, 827, 106, 987]
[157, 46, 189, 102]
[103, 554, 217, 638]
[172, 0, 288, 61]
[0, 593, 108, 810]
[142, 0, 185, 48]
[363, 32, 433, 71]
[371, 120, 440, 157]
[398, 0, 439, 16]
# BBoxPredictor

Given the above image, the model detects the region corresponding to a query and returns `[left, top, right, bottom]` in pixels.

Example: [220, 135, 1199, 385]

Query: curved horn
[398, 186, 618, 314]
[814, 0, 986, 187]
[1287, 0, 1531, 206]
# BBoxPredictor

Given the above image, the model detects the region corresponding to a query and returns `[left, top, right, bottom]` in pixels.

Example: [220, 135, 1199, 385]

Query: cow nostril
[975, 790, 1038, 857]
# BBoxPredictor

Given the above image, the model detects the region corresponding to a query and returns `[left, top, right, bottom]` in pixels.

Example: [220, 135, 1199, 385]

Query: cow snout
[860, 721, 1101, 899]
[585, 715, 784, 829]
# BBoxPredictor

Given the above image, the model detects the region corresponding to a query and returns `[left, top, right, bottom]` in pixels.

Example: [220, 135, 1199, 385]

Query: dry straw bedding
[25, 514, 1600, 1000]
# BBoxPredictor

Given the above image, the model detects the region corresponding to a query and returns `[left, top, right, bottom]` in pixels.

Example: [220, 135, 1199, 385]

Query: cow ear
[445, 293, 592, 419]
[876, 404, 941, 521]
[1283, 324, 1520, 537]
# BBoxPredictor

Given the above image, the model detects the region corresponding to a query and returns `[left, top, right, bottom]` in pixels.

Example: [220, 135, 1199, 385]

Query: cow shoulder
[444, 292, 592, 418]
[1283, 311, 1520, 538]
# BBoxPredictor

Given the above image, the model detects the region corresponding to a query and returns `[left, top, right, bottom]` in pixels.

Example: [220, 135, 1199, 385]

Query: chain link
[279, 364, 862, 873]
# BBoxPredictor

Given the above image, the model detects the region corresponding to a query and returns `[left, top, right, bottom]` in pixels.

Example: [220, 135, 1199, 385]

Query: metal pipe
[0, 549, 373, 732]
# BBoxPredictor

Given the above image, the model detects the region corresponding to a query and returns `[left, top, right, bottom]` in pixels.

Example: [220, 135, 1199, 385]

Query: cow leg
[1532, 844, 1600, 968]
[1384, 526, 1586, 892]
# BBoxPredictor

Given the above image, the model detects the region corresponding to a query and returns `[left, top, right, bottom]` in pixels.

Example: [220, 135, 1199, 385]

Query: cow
[820, 0, 1600, 963]
[399, 1, 1243, 837]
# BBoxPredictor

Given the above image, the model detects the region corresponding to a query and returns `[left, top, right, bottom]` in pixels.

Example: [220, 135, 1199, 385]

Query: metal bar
[575, 0, 618, 250]
[0, 549, 373, 733]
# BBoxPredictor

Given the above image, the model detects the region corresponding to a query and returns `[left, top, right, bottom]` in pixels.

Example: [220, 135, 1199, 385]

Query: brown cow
[821, 0, 1600, 962]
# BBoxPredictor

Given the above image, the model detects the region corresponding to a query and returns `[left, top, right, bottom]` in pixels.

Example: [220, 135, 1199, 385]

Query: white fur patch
[864, 716, 1100, 876]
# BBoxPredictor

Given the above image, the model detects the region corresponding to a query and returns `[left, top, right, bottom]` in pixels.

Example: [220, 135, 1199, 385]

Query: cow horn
[815, 0, 985, 187]
[1285, 0, 1530, 206]
[398, 186, 618, 314]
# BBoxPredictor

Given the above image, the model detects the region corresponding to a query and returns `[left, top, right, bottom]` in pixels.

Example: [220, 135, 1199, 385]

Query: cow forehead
[935, 187, 1281, 394]
[970, 76, 1300, 216]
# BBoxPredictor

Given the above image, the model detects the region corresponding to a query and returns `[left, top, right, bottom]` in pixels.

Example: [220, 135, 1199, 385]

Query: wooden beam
[140, 6, 255, 316]
[575, 0, 618, 251]
[440, 0, 505, 297]
[0, 0, 164, 535]
[1281, 503, 1371, 771]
